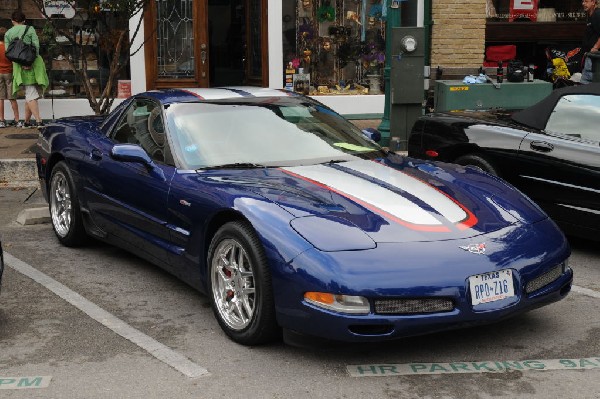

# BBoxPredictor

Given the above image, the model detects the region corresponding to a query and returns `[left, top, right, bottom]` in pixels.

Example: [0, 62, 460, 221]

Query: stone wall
[431, 0, 487, 70]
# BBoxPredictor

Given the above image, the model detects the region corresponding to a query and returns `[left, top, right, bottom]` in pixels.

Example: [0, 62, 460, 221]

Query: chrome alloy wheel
[211, 238, 256, 331]
[50, 170, 72, 238]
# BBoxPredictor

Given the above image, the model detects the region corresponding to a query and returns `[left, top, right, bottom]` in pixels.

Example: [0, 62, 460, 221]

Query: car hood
[225, 156, 547, 244]
[430, 109, 520, 128]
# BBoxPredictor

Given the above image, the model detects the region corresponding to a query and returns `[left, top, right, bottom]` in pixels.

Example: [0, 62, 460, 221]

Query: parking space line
[5, 252, 210, 379]
[572, 285, 600, 299]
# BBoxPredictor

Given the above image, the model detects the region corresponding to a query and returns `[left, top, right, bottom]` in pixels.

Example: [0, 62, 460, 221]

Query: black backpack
[5, 26, 37, 66]
[507, 60, 525, 82]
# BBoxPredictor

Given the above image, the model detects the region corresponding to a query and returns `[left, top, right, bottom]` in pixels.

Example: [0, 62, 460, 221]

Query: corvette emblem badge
[459, 243, 486, 255]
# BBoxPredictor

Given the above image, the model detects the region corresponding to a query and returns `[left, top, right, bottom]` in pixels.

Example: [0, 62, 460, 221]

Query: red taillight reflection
[425, 150, 439, 157]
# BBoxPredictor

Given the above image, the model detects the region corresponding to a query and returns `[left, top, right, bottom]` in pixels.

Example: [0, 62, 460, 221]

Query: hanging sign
[43, 0, 76, 19]
[509, 0, 539, 22]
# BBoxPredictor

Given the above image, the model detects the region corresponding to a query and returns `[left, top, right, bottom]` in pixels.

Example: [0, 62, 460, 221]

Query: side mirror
[361, 128, 381, 143]
[111, 144, 153, 166]
[111, 144, 166, 181]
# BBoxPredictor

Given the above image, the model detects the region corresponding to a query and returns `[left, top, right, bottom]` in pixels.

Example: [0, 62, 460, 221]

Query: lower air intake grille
[374, 298, 454, 315]
[526, 264, 563, 294]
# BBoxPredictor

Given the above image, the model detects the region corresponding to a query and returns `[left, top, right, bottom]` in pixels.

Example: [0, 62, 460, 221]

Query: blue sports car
[36, 87, 573, 345]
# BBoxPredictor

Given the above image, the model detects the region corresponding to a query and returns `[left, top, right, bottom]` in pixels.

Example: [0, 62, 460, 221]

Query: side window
[111, 99, 172, 165]
[545, 94, 600, 142]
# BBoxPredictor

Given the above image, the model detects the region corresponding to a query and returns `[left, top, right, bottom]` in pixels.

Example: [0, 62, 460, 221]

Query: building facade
[1, 1, 589, 120]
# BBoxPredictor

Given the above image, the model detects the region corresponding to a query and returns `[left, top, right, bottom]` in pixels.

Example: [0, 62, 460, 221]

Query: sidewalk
[0, 124, 39, 188]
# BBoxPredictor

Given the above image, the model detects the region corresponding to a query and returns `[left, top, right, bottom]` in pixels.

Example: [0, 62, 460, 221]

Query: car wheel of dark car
[455, 154, 498, 176]
[49, 161, 87, 247]
[208, 221, 279, 345]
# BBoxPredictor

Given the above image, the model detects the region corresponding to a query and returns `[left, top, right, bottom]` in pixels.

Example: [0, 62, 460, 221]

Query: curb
[16, 207, 51, 225]
[0, 159, 38, 188]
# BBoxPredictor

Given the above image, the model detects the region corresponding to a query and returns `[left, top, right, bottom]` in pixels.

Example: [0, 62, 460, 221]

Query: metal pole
[378, 3, 401, 147]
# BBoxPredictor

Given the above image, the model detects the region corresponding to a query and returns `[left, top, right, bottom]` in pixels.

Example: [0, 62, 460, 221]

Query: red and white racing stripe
[281, 161, 477, 232]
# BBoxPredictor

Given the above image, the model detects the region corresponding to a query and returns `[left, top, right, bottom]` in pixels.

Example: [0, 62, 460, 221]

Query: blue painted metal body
[35, 88, 572, 342]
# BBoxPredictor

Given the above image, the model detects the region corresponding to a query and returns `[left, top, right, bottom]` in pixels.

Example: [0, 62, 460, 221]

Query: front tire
[49, 161, 87, 246]
[208, 221, 279, 345]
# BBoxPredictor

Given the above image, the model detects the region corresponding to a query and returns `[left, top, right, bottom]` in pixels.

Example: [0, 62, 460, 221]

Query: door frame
[144, 0, 268, 90]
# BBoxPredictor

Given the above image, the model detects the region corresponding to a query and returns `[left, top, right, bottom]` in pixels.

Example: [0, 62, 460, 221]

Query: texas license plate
[469, 269, 515, 305]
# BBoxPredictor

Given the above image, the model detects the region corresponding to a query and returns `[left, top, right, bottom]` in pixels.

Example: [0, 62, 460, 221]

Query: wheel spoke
[217, 267, 231, 284]
[240, 296, 253, 319]
[234, 299, 249, 324]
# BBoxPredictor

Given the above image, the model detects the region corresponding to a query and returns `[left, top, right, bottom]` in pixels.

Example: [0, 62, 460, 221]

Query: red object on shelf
[483, 45, 517, 67]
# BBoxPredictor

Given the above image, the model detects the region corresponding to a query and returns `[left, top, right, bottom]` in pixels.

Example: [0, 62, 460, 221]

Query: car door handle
[90, 148, 102, 160]
[530, 141, 554, 153]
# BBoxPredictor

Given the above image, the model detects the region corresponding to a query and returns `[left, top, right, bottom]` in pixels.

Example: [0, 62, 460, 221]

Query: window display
[0, 1, 130, 100]
[282, 0, 387, 95]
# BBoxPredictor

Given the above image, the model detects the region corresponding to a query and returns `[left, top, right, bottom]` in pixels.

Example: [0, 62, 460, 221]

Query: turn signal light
[304, 292, 370, 314]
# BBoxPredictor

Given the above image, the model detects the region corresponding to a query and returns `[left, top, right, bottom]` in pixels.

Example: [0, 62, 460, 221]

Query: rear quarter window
[545, 94, 600, 142]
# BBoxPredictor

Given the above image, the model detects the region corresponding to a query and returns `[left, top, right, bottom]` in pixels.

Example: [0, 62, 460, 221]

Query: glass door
[145, 0, 267, 89]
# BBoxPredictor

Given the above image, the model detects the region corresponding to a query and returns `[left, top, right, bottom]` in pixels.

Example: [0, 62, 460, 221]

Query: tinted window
[112, 99, 173, 165]
[545, 94, 600, 142]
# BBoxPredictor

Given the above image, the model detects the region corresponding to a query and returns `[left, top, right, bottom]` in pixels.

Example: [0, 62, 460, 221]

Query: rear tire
[208, 221, 279, 345]
[49, 161, 87, 246]
[455, 154, 498, 176]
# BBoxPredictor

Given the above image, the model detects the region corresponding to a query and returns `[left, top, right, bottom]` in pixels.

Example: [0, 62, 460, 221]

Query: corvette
[36, 87, 572, 345]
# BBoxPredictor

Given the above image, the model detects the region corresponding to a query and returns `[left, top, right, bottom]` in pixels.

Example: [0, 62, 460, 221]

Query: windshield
[165, 99, 385, 169]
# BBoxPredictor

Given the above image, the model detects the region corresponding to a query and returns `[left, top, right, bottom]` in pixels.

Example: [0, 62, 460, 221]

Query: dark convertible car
[36, 87, 573, 345]
[409, 84, 600, 240]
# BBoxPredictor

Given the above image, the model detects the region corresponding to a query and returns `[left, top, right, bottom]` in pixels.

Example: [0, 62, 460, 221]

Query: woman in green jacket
[5, 10, 48, 128]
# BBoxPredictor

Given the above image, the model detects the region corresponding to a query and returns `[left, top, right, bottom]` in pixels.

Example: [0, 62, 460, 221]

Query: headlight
[304, 292, 370, 315]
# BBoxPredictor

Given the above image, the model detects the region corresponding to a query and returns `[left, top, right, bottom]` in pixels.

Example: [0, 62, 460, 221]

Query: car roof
[511, 83, 600, 130]
[140, 87, 301, 105]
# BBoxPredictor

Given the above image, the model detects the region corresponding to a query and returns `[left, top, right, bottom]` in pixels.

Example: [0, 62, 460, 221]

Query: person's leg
[23, 85, 35, 126]
[24, 85, 43, 125]
[23, 101, 32, 125]
[9, 99, 19, 122]
[27, 99, 41, 123]
[581, 57, 593, 84]
[5, 73, 20, 124]
[0, 74, 6, 123]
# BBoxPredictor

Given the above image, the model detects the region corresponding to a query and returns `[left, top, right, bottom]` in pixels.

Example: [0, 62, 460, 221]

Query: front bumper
[272, 218, 572, 342]
[278, 267, 572, 342]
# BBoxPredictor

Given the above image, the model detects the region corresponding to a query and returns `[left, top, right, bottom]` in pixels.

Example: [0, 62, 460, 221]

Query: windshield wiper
[197, 162, 268, 170]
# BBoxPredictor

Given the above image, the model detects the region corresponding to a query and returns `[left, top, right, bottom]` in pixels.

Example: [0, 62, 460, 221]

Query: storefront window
[486, 0, 586, 22]
[282, 0, 387, 96]
[0, 0, 130, 99]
